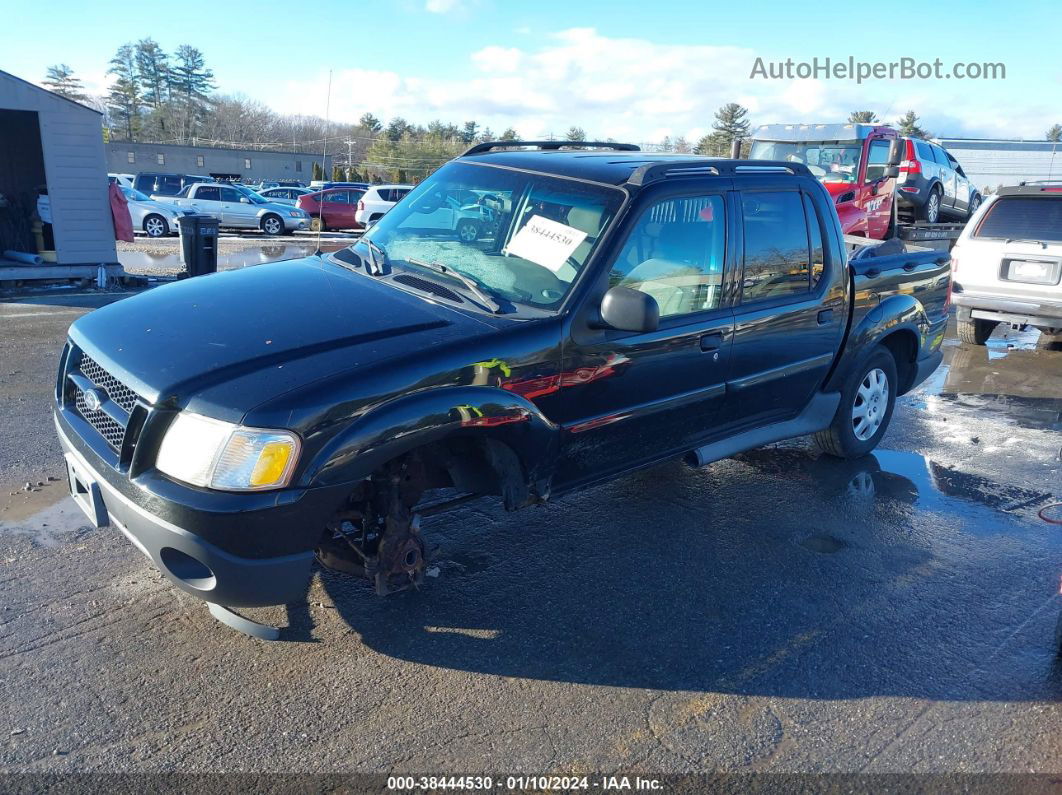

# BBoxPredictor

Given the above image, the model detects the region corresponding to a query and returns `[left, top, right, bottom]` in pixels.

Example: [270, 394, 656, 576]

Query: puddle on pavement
[118, 242, 349, 272]
[734, 447, 1057, 526]
[908, 328, 1062, 432]
[0, 490, 92, 548]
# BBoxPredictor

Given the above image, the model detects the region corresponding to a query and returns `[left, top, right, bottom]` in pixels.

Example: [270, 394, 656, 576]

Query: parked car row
[151, 183, 311, 235]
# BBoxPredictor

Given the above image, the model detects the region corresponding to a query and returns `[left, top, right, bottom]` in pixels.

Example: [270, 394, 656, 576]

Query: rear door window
[195, 186, 221, 202]
[974, 197, 1062, 243]
[740, 191, 812, 302]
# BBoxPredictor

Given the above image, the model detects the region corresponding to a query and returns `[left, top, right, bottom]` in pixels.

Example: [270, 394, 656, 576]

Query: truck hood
[821, 181, 856, 200]
[69, 257, 495, 420]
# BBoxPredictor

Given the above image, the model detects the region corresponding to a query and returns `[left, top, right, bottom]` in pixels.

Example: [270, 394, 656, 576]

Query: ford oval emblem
[83, 388, 104, 413]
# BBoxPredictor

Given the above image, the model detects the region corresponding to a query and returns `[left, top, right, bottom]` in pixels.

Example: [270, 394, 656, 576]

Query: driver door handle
[699, 332, 725, 352]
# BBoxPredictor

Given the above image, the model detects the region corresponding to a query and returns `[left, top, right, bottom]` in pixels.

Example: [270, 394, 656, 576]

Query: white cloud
[425, 0, 461, 12]
[268, 28, 1047, 142]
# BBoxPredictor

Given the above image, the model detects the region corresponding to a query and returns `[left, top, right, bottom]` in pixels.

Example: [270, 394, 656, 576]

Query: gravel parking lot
[0, 288, 1060, 777]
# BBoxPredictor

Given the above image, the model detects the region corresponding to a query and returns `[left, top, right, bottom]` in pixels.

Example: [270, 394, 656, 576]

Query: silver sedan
[120, 187, 189, 237]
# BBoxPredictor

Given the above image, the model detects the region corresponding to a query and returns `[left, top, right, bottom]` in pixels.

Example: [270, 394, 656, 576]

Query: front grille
[393, 274, 464, 303]
[69, 352, 144, 452]
[74, 388, 127, 449]
[78, 354, 139, 413]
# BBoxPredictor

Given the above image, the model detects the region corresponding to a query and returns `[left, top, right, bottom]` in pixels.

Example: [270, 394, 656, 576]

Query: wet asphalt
[0, 290, 1060, 775]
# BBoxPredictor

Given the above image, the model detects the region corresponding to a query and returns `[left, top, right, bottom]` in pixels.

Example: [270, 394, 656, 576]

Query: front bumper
[57, 414, 315, 608]
[953, 292, 1062, 327]
[284, 217, 310, 231]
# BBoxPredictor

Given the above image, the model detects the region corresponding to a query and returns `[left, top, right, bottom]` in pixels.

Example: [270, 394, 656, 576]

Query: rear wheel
[261, 214, 284, 236]
[958, 318, 998, 345]
[456, 219, 480, 243]
[143, 214, 168, 238]
[921, 187, 942, 223]
[1037, 328, 1062, 350]
[814, 347, 898, 459]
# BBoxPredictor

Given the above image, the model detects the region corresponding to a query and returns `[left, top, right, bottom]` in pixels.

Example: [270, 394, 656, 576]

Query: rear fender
[304, 386, 560, 495]
[827, 294, 927, 392]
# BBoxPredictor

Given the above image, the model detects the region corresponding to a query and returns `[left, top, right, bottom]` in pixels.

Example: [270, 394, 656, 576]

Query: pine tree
[711, 103, 751, 154]
[332, 164, 344, 181]
[312, 161, 323, 181]
[896, 110, 932, 140]
[359, 113, 382, 134]
[673, 136, 692, 154]
[385, 117, 413, 142]
[565, 126, 586, 142]
[106, 46, 142, 141]
[170, 45, 215, 142]
[346, 166, 361, 182]
[499, 127, 519, 141]
[848, 110, 878, 123]
[136, 39, 170, 109]
[1046, 124, 1062, 142]
[42, 64, 87, 101]
[461, 120, 479, 144]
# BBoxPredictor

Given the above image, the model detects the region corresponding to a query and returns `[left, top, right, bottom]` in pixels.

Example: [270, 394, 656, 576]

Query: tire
[260, 214, 284, 236]
[967, 194, 982, 219]
[920, 187, 942, 224]
[143, 214, 169, 238]
[309, 216, 324, 233]
[1037, 328, 1062, 350]
[456, 219, 480, 243]
[957, 318, 998, 345]
[814, 347, 898, 459]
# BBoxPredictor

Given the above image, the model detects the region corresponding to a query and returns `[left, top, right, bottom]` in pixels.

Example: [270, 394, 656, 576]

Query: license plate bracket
[65, 453, 109, 528]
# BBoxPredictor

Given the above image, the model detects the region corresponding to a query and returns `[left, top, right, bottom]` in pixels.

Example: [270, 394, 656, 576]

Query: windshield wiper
[406, 257, 503, 313]
[359, 239, 388, 275]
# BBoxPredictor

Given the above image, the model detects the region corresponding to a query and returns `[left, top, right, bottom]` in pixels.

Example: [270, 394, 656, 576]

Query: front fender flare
[304, 386, 560, 492]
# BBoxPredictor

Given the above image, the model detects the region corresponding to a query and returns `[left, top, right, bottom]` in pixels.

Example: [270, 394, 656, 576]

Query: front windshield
[361, 161, 624, 310]
[749, 140, 863, 183]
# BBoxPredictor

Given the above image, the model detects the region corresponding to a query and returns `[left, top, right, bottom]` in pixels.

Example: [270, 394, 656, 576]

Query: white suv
[355, 184, 413, 227]
[950, 182, 1062, 347]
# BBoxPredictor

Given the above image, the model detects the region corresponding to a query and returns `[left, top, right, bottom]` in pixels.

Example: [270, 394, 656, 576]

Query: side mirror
[600, 286, 659, 333]
[887, 138, 904, 166]
[883, 165, 900, 179]
[240, 197, 251, 204]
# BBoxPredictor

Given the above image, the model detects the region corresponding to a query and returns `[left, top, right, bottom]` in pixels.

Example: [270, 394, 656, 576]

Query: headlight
[289, 210, 305, 218]
[155, 412, 301, 491]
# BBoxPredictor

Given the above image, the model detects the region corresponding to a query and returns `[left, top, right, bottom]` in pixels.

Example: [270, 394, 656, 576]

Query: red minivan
[296, 188, 367, 231]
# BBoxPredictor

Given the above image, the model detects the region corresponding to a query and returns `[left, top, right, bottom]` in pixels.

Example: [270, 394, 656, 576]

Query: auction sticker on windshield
[504, 214, 588, 273]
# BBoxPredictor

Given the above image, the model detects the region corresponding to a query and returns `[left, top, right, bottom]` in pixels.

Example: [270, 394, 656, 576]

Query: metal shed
[935, 137, 1061, 194]
[0, 68, 119, 281]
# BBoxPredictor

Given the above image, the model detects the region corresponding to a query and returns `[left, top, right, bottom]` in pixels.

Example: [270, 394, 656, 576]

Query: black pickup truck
[55, 142, 950, 637]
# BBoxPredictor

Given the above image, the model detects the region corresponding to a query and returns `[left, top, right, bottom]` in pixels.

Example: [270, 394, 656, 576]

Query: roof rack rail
[460, 140, 641, 156]
[1018, 179, 1062, 186]
[627, 159, 812, 187]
